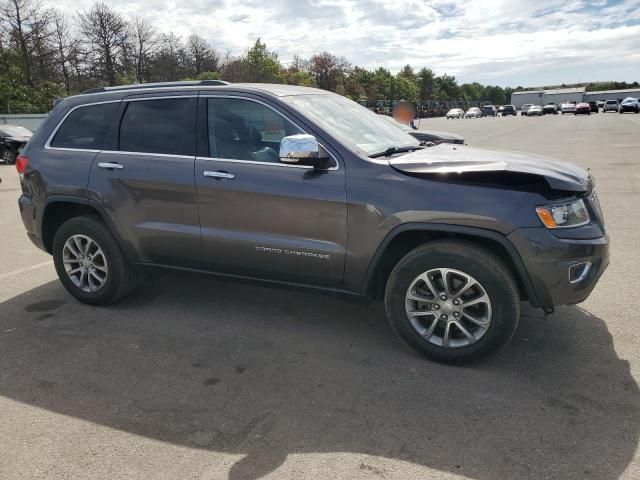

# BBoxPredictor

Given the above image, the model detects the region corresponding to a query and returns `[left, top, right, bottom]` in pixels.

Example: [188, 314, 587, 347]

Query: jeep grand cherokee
[17, 81, 609, 364]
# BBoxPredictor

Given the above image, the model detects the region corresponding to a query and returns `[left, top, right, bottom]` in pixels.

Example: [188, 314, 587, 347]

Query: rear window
[119, 98, 195, 156]
[50, 102, 119, 150]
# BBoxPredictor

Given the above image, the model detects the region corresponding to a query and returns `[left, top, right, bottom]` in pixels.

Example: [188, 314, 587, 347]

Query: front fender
[358, 222, 539, 306]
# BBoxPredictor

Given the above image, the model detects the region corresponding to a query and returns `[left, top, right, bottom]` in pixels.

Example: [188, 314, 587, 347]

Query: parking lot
[1, 112, 639, 479]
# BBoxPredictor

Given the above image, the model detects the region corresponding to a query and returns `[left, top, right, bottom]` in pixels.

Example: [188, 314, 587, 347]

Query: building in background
[511, 87, 585, 108]
[511, 87, 640, 108]
[584, 88, 640, 102]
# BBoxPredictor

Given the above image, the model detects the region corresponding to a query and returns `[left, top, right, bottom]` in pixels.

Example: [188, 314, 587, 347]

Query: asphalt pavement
[0, 111, 639, 479]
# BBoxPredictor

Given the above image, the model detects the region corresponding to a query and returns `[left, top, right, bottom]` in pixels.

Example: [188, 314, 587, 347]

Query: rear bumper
[18, 194, 46, 252]
[508, 227, 609, 308]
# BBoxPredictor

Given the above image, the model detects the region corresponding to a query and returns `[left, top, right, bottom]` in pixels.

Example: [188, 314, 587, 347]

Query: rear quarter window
[50, 102, 119, 150]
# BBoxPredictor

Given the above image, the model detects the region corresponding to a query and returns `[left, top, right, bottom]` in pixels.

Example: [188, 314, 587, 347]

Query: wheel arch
[41, 197, 132, 260]
[362, 223, 538, 306]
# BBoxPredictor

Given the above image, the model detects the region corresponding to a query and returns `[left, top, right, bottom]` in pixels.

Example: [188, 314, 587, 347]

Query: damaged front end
[389, 144, 591, 195]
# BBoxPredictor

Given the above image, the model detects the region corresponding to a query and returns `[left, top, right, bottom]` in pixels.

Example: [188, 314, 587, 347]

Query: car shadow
[1, 273, 638, 479]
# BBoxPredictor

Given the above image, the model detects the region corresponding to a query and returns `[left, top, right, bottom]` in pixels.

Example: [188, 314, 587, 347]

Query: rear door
[194, 95, 347, 287]
[88, 93, 201, 267]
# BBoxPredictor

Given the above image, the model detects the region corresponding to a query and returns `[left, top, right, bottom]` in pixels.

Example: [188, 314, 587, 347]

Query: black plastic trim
[362, 222, 540, 306]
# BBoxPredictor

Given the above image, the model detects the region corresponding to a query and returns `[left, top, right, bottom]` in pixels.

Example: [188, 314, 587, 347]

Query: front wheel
[2, 148, 16, 164]
[52, 215, 138, 305]
[384, 240, 520, 364]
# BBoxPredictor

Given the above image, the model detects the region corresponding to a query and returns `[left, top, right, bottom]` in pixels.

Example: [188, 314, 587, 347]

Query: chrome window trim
[197, 156, 314, 170]
[103, 150, 194, 160]
[44, 100, 121, 151]
[202, 94, 340, 172]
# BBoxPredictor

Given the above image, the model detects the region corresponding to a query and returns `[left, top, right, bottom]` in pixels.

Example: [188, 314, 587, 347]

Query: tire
[2, 148, 16, 164]
[52, 215, 138, 305]
[384, 240, 520, 364]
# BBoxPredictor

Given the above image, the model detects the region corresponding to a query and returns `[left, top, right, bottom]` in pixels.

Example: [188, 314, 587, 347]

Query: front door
[195, 96, 347, 287]
[88, 94, 201, 267]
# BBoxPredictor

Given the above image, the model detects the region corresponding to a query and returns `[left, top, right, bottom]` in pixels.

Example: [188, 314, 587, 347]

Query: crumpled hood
[389, 144, 590, 192]
[5, 135, 31, 143]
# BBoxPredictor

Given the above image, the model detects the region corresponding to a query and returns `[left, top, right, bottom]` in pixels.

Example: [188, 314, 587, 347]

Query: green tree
[244, 38, 283, 83]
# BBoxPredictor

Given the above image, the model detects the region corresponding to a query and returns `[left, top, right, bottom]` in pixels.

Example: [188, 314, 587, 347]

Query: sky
[43, 0, 640, 87]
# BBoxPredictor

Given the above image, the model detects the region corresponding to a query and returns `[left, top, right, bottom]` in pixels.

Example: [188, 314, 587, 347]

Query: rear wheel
[52, 215, 138, 305]
[385, 240, 520, 364]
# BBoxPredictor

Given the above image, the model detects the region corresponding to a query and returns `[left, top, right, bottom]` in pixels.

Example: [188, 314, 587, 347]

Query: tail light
[15, 154, 28, 173]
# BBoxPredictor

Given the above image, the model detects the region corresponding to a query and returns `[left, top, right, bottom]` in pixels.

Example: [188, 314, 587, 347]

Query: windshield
[282, 93, 419, 156]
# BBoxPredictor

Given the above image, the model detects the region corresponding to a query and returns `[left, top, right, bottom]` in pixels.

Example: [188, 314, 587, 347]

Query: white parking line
[0, 261, 53, 280]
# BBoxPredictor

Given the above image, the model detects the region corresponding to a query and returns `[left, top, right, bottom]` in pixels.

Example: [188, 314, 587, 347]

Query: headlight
[535, 199, 590, 229]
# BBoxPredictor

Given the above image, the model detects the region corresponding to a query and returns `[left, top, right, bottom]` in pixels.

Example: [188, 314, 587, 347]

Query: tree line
[0, 0, 637, 114]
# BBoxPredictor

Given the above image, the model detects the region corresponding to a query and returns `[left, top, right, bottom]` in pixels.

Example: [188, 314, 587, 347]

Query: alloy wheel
[62, 234, 109, 292]
[404, 268, 492, 348]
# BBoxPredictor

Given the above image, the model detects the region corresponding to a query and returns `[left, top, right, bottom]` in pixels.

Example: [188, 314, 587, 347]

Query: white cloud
[45, 0, 640, 86]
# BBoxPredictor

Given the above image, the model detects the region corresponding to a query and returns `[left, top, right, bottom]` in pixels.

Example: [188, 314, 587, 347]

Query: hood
[389, 144, 590, 192]
[5, 135, 31, 143]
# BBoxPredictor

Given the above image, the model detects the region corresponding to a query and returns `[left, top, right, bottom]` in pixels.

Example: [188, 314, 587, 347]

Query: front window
[281, 93, 419, 156]
[206, 97, 302, 162]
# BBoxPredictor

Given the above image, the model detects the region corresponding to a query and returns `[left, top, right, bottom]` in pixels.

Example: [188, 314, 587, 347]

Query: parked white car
[527, 105, 543, 116]
[465, 107, 482, 118]
[446, 108, 464, 119]
[560, 103, 576, 114]
[603, 100, 618, 112]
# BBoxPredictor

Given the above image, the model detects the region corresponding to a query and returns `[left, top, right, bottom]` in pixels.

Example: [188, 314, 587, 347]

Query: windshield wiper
[369, 145, 424, 158]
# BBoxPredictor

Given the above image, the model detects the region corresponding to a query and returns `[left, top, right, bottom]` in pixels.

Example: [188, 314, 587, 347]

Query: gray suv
[17, 81, 609, 364]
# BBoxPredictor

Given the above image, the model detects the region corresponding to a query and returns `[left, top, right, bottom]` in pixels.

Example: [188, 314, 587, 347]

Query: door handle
[98, 162, 124, 170]
[203, 170, 235, 180]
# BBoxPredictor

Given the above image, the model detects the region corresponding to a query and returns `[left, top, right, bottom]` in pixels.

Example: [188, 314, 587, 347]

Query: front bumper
[508, 227, 609, 308]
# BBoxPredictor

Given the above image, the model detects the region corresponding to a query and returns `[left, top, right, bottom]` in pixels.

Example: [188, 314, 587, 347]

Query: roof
[512, 87, 586, 95]
[584, 88, 640, 95]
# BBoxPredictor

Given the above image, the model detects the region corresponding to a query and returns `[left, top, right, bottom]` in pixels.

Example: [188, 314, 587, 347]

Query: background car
[587, 101, 599, 113]
[527, 105, 543, 116]
[446, 108, 464, 119]
[0, 125, 32, 164]
[596, 100, 605, 109]
[561, 103, 577, 114]
[618, 97, 640, 113]
[575, 103, 591, 115]
[520, 104, 533, 115]
[603, 100, 619, 112]
[543, 103, 558, 114]
[481, 105, 497, 117]
[465, 107, 482, 118]
[501, 105, 516, 116]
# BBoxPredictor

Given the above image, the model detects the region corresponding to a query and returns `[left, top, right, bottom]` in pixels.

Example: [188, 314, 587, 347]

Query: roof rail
[81, 80, 230, 95]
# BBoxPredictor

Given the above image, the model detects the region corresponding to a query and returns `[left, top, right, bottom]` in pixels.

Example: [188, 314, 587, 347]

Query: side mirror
[279, 134, 329, 168]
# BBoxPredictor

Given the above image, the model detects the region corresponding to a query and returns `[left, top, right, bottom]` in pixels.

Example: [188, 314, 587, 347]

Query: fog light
[568, 262, 591, 283]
